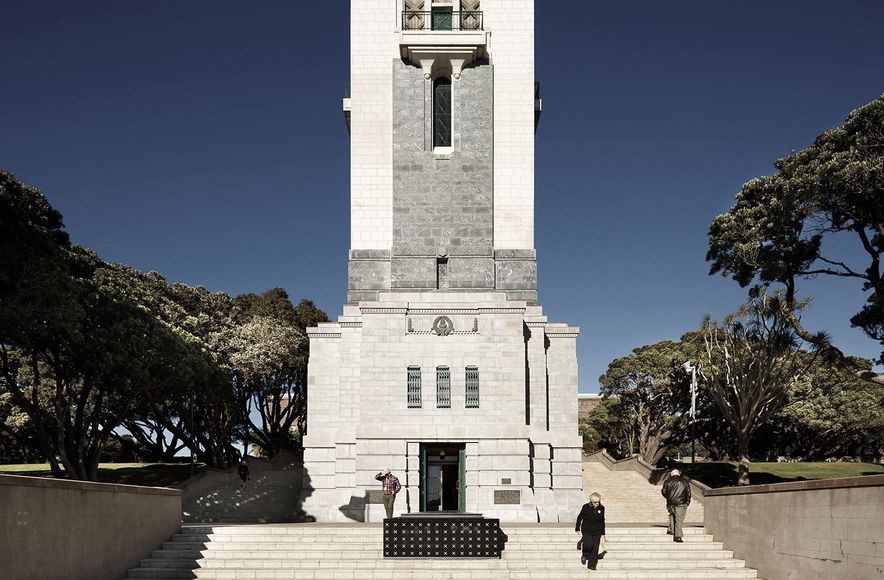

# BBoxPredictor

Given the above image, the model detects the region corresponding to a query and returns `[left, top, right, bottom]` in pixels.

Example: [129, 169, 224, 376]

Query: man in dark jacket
[661, 468, 691, 542]
[575, 492, 605, 570]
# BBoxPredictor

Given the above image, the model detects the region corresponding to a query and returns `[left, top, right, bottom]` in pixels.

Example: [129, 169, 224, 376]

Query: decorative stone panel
[448, 257, 494, 289]
[495, 260, 537, 291]
[391, 258, 437, 289]
[406, 314, 479, 335]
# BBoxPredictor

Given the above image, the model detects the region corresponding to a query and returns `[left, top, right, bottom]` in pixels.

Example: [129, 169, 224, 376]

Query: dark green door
[458, 448, 466, 512]
[432, 8, 452, 30]
[419, 444, 428, 512]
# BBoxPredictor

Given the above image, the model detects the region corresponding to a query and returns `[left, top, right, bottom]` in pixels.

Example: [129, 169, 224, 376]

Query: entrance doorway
[420, 443, 465, 512]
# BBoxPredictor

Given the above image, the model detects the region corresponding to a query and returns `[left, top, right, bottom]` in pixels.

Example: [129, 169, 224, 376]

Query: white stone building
[301, 0, 584, 523]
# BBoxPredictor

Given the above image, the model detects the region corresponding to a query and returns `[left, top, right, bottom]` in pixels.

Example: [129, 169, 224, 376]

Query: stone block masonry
[313, 0, 580, 524]
[703, 475, 884, 580]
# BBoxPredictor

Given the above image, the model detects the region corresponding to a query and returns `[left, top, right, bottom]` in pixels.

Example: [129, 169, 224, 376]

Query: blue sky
[2, 1, 882, 392]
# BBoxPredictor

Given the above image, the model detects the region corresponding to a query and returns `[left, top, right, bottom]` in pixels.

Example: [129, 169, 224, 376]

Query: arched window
[433, 77, 452, 148]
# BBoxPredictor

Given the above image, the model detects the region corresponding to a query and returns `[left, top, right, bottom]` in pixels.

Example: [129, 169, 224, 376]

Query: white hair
[670, 469, 681, 476]
[589, 492, 601, 501]
[384, 467, 391, 475]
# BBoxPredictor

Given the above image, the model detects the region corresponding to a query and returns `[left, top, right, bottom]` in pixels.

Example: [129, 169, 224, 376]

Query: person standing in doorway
[575, 492, 605, 570]
[661, 468, 692, 542]
[375, 468, 401, 519]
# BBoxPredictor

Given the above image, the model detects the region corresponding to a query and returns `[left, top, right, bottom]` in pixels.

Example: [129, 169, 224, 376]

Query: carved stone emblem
[432, 316, 454, 336]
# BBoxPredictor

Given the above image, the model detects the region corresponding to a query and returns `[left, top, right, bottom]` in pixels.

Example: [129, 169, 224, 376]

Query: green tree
[761, 354, 884, 459]
[707, 95, 884, 382]
[121, 281, 241, 468]
[229, 289, 327, 457]
[579, 397, 634, 457]
[598, 340, 694, 465]
[701, 292, 813, 485]
[1, 170, 231, 478]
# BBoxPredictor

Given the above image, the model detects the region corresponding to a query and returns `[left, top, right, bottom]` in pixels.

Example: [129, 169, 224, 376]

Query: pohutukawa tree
[701, 292, 812, 485]
[598, 339, 695, 465]
[707, 95, 884, 383]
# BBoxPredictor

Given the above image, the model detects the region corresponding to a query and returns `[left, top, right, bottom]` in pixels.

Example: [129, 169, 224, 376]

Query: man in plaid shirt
[375, 468, 401, 518]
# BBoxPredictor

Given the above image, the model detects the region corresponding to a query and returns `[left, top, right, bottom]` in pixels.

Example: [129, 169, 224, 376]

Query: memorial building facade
[301, 0, 584, 523]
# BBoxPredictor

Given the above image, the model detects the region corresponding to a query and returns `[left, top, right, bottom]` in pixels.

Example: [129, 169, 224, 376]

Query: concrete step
[145, 548, 736, 562]
[126, 569, 757, 579]
[140, 556, 748, 568]
[177, 525, 709, 536]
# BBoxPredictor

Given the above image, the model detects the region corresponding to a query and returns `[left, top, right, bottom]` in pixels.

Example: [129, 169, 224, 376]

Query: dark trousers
[581, 533, 601, 568]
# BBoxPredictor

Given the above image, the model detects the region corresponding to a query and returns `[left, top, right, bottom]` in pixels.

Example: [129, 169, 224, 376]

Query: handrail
[402, 10, 484, 31]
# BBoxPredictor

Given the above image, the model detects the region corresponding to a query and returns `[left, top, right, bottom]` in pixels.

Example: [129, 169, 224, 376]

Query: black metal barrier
[383, 514, 507, 558]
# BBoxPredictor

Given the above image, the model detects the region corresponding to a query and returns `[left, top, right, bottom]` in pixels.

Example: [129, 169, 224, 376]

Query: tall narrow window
[433, 77, 452, 148]
[436, 366, 451, 408]
[465, 366, 479, 408]
[407, 366, 422, 408]
[436, 257, 449, 289]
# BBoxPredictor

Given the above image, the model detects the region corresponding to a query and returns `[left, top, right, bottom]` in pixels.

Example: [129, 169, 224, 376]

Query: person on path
[575, 492, 605, 570]
[661, 468, 691, 542]
[237, 459, 250, 490]
[375, 468, 401, 519]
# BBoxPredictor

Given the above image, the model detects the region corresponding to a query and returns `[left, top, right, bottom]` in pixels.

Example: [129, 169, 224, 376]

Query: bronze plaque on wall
[493, 490, 521, 505]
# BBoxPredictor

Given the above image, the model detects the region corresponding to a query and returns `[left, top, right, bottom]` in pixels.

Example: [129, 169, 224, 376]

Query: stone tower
[301, 0, 584, 523]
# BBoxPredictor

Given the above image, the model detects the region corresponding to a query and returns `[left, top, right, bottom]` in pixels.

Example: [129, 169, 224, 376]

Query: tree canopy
[707, 95, 884, 377]
[0, 169, 328, 478]
[702, 293, 813, 485]
[598, 339, 697, 465]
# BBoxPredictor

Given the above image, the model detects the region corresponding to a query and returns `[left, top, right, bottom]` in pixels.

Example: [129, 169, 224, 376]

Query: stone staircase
[124, 523, 758, 579]
[182, 454, 307, 524]
[582, 461, 704, 524]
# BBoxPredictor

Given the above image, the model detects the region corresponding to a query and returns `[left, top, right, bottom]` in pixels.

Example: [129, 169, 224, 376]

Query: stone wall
[577, 393, 602, 422]
[0, 473, 182, 580]
[302, 291, 584, 522]
[704, 475, 884, 580]
[391, 59, 494, 262]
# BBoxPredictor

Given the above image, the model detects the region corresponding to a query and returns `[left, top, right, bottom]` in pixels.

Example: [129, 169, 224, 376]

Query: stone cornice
[545, 328, 580, 338]
[360, 307, 409, 315]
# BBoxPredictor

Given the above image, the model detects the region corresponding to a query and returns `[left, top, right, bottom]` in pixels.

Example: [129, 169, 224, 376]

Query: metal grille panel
[407, 367, 422, 408]
[383, 517, 505, 558]
[436, 366, 451, 408]
[465, 366, 479, 408]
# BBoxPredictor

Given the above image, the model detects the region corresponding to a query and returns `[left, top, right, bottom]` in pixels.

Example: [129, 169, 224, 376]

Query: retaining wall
[0, 473, 182, 580]
[704, 475, 884, 580]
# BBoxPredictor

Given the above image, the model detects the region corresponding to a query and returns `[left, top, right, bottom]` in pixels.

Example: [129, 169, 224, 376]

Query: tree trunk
[737, 437, 751, 486]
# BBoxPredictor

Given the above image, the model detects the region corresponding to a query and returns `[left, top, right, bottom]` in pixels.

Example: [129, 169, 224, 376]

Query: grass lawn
[0, 462, 203, 487]
[675, 460, 884, 488]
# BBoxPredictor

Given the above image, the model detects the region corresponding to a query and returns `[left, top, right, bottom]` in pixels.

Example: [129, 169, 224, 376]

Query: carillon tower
[302, 0, 585, 523]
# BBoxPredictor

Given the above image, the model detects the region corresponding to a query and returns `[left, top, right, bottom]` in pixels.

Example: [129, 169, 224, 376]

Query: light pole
[682, 362, 698, 464]
[189, 392, 195, 478]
